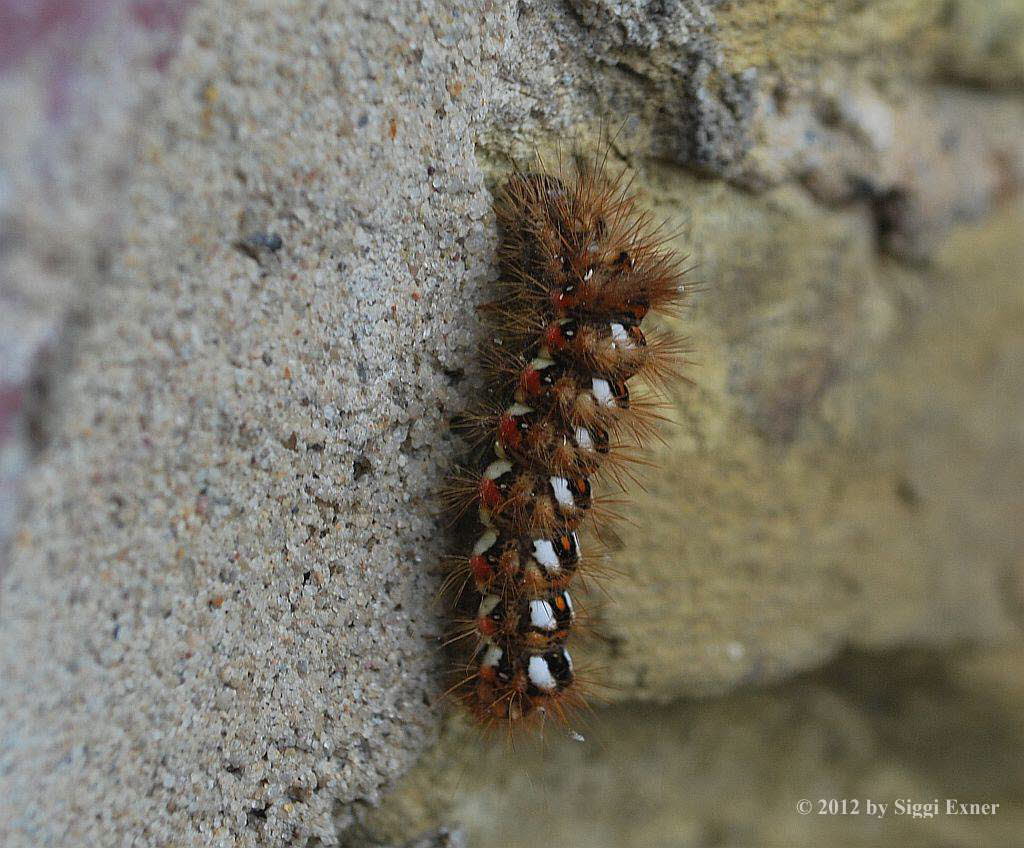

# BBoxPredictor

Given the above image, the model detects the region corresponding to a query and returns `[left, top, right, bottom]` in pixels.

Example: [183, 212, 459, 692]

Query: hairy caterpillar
[443, 148, 689, 733]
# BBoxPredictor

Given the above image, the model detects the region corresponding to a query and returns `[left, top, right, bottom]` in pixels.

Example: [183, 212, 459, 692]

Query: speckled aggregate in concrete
[0, 0, 190, 565]
[0, 0, 526, 843]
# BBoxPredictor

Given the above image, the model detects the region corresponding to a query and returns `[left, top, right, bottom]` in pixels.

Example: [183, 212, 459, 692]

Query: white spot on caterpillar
[482, 643, 503, 668]
[472, 529, 498, 555]
[574, 427, 594, 450]
[610, 322, 630, 348]
[583, 267, 594, 281]
[508, 402, 533, 415]
[532, 539, 561, 571]
[529, 600, 557, 630]
[567, 532, 581, 562]
[527, 655, 557, 691]
[549, 476, 573, 506]
[478, 594, 501, 617]
[484, 460, 512, 480]
[591, 377, 615, 407]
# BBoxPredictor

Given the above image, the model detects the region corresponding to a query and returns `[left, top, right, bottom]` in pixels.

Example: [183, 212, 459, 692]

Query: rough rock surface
[363, 646, 1024, 848]
[1, 0, 1022, 846]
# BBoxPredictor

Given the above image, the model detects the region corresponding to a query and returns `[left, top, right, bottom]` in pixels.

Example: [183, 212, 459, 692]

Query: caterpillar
[443, 147, 689, 734]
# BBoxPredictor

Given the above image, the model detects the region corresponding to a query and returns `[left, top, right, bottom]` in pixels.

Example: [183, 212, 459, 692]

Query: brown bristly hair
[442, 132, 691, 737]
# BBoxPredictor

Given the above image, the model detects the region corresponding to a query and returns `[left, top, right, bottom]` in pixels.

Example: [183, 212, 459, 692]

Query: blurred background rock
[1, 1, 1021, 846]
